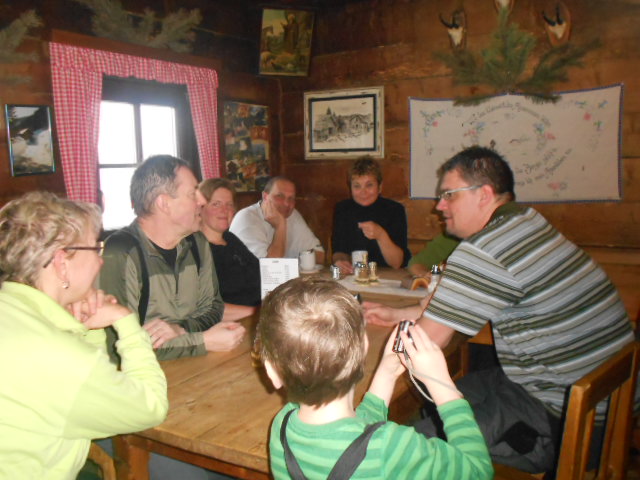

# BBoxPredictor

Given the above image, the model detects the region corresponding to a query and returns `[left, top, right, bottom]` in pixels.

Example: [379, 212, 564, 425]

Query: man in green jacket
[100, 155, 245, 361]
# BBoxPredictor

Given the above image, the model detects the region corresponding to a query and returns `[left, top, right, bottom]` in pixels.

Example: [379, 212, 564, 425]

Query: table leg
[113, 435, 150, 480]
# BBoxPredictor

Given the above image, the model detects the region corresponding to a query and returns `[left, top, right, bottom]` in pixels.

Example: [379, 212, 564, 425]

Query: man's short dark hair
[263, 176, 294, 194]
[438, 146, 516, 201]
[130, 155, 191, 217]
[257, 277, 366, 407]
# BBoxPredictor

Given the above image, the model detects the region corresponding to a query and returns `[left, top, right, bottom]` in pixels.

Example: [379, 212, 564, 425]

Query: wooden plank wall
[0, 0, 636, 317]
[275, 0, 640, 319]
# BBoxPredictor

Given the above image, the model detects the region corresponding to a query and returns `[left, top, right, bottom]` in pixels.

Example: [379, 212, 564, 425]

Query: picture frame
[304, 86, 384, 159]
[259, 8, 314, 76]
[223, 101, 270, 192]
[5, 104, 55, 176]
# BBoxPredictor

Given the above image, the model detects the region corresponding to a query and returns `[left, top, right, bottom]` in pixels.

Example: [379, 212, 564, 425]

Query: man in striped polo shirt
[365, 146, 633, 473]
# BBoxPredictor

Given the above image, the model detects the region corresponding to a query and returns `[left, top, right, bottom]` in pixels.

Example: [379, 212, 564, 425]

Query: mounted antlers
[440, 8, 467, 50]
[542, 2, 571, 46]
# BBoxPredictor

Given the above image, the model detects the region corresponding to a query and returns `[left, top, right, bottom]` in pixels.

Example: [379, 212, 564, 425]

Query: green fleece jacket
[0, 282, 167, 480]
[99, 221, 224, 361]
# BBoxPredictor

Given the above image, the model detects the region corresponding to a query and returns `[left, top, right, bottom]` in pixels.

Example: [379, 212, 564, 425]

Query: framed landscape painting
[259, 8, 314, 76]
[304, 86, 384, 159]
[223, 101, 270, 192]
[5, 104, 55, 176]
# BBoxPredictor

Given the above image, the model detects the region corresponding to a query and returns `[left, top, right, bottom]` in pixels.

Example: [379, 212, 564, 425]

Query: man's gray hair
[130, 155, 192, 217]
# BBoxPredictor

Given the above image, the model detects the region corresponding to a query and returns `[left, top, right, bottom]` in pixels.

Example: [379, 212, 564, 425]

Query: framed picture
[223, 101, 270, 192]
[259, 8, 314, 76]
[304, 87, 384, 159]
[5, 104, 55, 176]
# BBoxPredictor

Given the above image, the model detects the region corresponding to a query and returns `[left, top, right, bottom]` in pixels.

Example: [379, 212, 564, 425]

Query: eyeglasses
[437, 185, 482, 202]
[208, 201, 236, 211]
[43, 241, 105, 268]
[64, 241, 105, 256]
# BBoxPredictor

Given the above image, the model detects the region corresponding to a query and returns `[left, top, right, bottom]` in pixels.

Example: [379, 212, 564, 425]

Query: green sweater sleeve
[408, 233, 460, 268]
[177, 232, 224, 332]
[64, 313, 168, 438]
[380, 399, 493, 480]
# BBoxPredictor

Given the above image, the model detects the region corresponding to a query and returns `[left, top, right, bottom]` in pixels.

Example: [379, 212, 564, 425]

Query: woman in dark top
[332, 157, 411, 274]
[199, 178, 261, 321]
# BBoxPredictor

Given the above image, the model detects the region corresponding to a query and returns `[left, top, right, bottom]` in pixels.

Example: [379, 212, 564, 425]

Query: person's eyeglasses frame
[43, 241, 105, 268]
[437, 185, 483, 202]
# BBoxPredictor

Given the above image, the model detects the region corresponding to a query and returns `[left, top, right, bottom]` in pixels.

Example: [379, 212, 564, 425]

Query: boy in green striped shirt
[256, 276, 493, 479]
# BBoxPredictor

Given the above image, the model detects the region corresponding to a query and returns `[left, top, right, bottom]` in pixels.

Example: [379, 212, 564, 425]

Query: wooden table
[113, 269, 428, 480]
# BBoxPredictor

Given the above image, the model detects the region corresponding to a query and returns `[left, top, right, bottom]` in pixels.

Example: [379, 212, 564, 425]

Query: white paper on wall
[410, 84, 623, 202]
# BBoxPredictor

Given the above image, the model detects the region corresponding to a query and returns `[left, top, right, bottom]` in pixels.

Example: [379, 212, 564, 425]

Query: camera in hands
[392, 320, 413, 353]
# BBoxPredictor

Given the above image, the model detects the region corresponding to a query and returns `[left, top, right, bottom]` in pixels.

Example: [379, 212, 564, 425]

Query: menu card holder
[259, 258, 300, 299]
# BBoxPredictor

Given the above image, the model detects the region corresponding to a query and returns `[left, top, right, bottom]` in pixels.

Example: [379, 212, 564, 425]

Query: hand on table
[362, 301, 401, 327]
[203, 321, 246, 352]
[144, 318, 187, 349]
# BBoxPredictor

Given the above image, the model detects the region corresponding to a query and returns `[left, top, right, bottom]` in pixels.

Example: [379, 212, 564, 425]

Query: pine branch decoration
[0, 10, 42, 63]
[0, 10, 43, 85]
[436, 8, 599, 105]
[72, 0, 202, 53]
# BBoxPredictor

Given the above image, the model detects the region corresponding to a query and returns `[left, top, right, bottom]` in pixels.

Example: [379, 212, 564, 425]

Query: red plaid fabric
[49, 42, 220, 203]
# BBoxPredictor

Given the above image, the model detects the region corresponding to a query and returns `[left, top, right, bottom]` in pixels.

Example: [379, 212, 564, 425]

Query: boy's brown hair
[258, 277, 366, 407]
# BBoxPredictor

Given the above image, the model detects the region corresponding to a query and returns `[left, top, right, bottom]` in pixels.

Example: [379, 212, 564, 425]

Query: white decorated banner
[409, 85, 623, 202]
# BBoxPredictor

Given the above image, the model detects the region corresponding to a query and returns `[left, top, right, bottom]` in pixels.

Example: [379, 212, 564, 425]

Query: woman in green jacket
[0, 191, 168, 480]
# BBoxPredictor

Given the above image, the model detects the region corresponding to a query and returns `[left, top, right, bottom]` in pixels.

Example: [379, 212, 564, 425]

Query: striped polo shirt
[425, 202, 633, 416]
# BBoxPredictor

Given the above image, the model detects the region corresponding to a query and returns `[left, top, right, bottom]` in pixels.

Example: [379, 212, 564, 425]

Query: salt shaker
[354, 262, 369, 284]
[330, 265, 341, 280]
[427, 264, 442, 295]
[368, 261, 378, 282]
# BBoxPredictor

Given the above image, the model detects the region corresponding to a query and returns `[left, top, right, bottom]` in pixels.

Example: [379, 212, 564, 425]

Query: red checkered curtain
[49, 42, 220, 202]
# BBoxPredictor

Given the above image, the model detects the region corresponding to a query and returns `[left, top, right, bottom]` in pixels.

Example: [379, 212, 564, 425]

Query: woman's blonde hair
[0, 191, 102, 287]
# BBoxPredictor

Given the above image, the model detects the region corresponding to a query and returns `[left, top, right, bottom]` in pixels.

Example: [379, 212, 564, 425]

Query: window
[98, 76, 199, 231]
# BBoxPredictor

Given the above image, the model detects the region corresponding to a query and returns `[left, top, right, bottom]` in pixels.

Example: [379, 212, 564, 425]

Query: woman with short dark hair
[332, 157, 411, 273]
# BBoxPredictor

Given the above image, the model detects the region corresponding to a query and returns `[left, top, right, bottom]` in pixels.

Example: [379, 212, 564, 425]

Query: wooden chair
[87, 442, 116, 480]
[495, 341, 640, 480]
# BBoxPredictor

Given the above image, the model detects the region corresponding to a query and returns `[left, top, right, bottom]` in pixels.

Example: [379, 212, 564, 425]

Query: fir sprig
[0, 10, 43, 85]
[0, 10, 42, 63]
[73, 0, 202, 53]
[436, 7, 599, 105]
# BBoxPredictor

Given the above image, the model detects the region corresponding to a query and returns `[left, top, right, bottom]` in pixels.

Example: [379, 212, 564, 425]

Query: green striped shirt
[426, 203, 633, 416]
[270, 394, 493, 479]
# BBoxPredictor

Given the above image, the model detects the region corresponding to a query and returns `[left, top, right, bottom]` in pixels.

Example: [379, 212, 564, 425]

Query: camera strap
[280, 409, 384, 480]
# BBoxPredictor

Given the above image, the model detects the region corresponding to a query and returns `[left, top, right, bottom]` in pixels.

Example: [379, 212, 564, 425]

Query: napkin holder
[400, 275, 429, 290]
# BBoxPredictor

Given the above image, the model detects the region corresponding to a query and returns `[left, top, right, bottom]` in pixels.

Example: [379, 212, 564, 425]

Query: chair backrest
[88, 442, 116, 480]
[555, 341, 640, 480]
